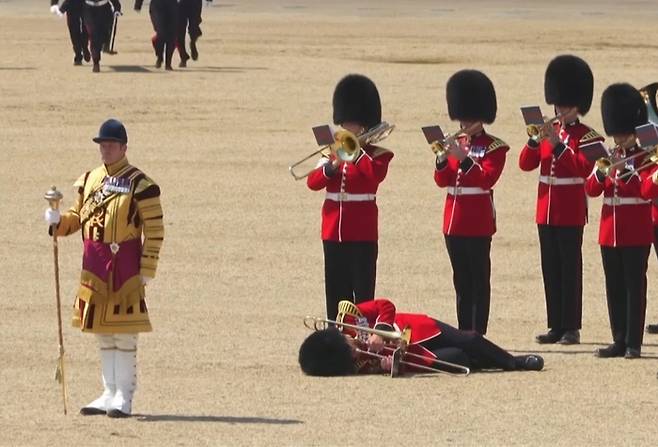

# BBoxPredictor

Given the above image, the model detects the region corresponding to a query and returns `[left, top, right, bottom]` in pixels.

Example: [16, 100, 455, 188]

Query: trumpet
[595, 135, 646, 177]
[289, 122, 395, 180]
[430, 122, 482, 158]
[526, 114, 562, 138]
[303, 315, 470, 377]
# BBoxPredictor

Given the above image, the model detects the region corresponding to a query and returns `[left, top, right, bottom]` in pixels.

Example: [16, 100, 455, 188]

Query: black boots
[515, 355, 544, 371]
[535, 329, 580, 345]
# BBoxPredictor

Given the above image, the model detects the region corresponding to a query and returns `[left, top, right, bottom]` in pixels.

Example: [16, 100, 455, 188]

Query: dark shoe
[624, 348, 641, 359]
[535, 330, 563, 344]
[92, 63, 100, 73]
[80, 406, 106, 416]
[155, 56, 163, 69]
[179, 58, 187, 68]
[74, 56, 83, 66]
[165, 64, 173, 71]
[646, 324, 658, 334]
[190, 39, 199, 61]
[557, 329, 580, 345]
[107, 409, 131, 418]
[595, 343, 625, 358]
[83, 47, 91, 62]
[522, 355, 544, 371]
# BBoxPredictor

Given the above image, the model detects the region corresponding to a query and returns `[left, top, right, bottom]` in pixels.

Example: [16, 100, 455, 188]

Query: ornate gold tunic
[55, 157, 164, 333]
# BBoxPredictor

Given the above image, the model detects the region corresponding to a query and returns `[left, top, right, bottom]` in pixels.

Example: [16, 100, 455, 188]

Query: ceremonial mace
[44, 186, 68, 415]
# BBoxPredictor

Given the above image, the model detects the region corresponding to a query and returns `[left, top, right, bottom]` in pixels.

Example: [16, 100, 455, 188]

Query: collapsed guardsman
[44, 119, 164, 417]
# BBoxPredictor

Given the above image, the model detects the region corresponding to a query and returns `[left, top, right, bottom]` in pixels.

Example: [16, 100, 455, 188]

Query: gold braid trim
[486, 136, 509, 154]
[581, 129, 603, 143]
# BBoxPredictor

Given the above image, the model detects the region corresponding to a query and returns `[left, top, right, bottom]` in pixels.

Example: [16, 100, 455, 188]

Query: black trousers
[444, 235, 492, 335]
[64, 8, 89, 60]
[83, 4, 113, 63]
[601, 246, 650, 350]
[150, 0, 178, 64]
[537, 225, 583, 332]
[322, 241, 377, 321]
[177, 0, 203, 58]
[421, 320, 516, 371]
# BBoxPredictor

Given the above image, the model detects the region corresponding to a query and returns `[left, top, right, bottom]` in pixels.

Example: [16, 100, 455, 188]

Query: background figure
[176, 0, 211, 67]
[519, 54, 604, 345]
[434, 70, 509, 335]
[50, 0, 90, 65]
[136, 0, 179, 70]
[306, 74, 394, 321]
[83, 0, 121, 72]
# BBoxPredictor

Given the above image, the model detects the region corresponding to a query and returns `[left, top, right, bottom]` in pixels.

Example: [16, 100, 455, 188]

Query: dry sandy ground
[2, 0, 658, 445]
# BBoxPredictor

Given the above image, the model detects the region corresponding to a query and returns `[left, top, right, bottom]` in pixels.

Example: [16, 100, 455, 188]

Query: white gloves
[44, 208, 61, 225]
[141, 276, 152, 286]
[50, 5, 64, 17]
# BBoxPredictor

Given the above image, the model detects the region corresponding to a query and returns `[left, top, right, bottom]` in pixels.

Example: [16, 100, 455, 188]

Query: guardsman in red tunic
[587, 84, 652, 358]
[306, 74, 394, 321]
[298, 299, 544, 376]
[519, 55, 604, 345]
[434, 70, 509, 335]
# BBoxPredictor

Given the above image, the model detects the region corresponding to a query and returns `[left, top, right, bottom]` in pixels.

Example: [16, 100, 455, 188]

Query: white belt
[325, 192, 376, 202]
[603, 197, 650, 206]
[538, 175, 584, 186]
[447, 186, 490, 196]
[86, 0, 109, 6]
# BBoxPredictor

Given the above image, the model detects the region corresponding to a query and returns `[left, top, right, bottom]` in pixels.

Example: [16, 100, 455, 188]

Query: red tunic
[307, 145, 393, 242]
[586, 148, 653, 247]
[519, 121, 603, 226]
[434, 132, 509, 236]
[644, 165, 658, 229]
[349, 299, 443, 368]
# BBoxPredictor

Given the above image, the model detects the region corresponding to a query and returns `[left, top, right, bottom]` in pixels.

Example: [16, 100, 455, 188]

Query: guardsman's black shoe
[521, 355, 544, 371]
[646, 324, 658, 334]
[74, 56, 83, 66]
[535, 330, 563, 344]
[595, 343, 625, 358]
[155, 56, 163, 69]
[557, 330, 580, 345]
[80, 407, 106, 416]
[107, 409, 131, 418]
[83, 47, 91, 62]
[624, 348, 641, 359]
[92, 63, 100, 73]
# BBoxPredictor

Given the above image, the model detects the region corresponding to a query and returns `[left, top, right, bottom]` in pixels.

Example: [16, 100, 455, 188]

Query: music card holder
[520, 105, 544, 125]
[421, 125, 445, 144]
[580, 141, 609, 163]
[636, 123, 658, 148]
[312, 125, 335, 146]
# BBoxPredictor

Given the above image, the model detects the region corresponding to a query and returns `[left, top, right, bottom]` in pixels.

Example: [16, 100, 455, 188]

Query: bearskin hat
[601, 83, 648, 136]
[544, 55, 594, 115]
[446, 70, 497, 124]
[332, 74, 382, 130]
[298, 328, 355, 376]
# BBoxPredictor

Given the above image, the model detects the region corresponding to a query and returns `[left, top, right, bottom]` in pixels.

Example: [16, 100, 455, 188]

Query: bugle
[357, 345, 470, 377]
[289, 122, 395, 180]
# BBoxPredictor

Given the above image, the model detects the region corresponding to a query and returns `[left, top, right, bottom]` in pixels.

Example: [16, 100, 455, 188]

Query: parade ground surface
[3, 0, 658, 445]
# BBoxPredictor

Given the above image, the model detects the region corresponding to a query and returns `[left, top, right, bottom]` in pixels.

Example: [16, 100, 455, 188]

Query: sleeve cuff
[459, 157, 475, 173]
[552, 142, 567, 158]
[527, 138, 539, 149]
[323, 163, 337, 177]
[373, 323, 394, 331]
[436, 158, 448, 170]
[594, 170, 607, 183]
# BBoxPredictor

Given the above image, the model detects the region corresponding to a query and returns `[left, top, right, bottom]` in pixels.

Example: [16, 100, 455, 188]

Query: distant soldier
[83, 0, 122, 72]
[176, 0, 212, 67]
[135, 0, 178, 70]
[50, 0, 91, 65]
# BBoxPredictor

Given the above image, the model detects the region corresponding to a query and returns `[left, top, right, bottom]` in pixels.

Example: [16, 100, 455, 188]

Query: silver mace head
[44, 186, 63, 210]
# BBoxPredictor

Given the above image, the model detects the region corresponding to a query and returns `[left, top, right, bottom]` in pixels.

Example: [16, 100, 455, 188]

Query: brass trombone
[430, 122, 482, 158]
[526, 113, 562, 138]
[303, 315, 470, 377]
[289, 122, 395, 180]
[641, 82, 658, 125]
[616, 147, 658, 180]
